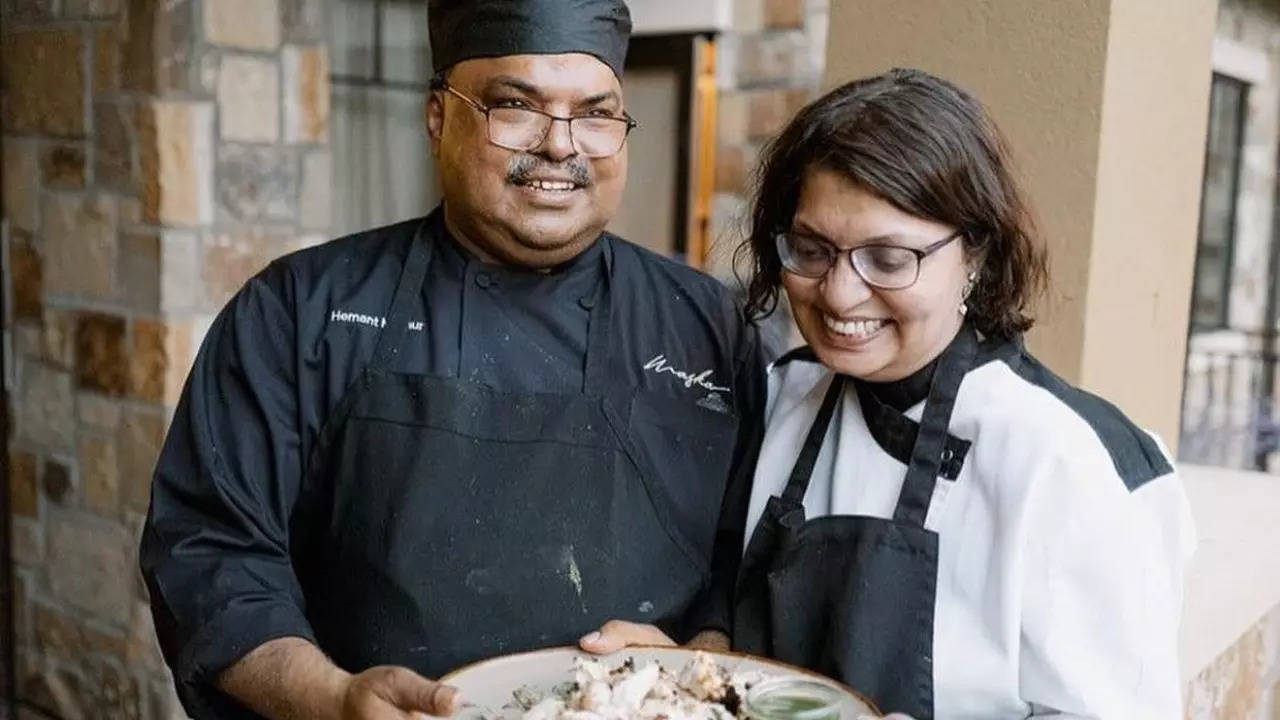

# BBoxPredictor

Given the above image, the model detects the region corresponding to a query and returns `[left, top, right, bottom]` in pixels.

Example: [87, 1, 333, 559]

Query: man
[139, 1, 764, 718]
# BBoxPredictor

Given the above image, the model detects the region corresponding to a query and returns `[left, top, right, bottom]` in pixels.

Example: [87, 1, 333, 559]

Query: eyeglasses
[440, 84, 637, 158]
[774, 230, 964, 289]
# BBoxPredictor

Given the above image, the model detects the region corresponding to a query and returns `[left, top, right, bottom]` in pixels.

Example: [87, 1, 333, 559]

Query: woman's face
[782, 168, 972, 382]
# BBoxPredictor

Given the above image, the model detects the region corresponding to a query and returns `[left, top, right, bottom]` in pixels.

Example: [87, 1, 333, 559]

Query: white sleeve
[1017, 441, 1195, 719]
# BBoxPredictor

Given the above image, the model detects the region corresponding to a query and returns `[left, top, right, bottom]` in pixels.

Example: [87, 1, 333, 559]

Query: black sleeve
[684, 313, 768, 638]
[139, 262, 315, 719]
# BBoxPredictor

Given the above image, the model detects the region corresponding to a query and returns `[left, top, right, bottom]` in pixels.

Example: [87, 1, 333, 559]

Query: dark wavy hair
[737, 68, 1047, 340]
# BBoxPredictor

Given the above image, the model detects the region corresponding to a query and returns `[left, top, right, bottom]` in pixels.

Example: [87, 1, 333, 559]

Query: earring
[959, 271, 977, 317]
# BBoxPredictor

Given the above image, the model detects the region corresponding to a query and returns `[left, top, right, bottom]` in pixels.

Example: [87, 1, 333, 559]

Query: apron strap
[781, 374, 846, 505]
[892, 324, 978, 527]
[371, 221, 432, 373]
[581, 239, 614, 396]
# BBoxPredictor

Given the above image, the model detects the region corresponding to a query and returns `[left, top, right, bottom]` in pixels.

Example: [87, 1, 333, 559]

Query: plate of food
[441, 646, 880, 719]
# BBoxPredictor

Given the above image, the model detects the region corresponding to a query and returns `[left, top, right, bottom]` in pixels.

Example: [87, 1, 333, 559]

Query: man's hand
[341, 666, 460, 719]
[220, 637, 460, 720]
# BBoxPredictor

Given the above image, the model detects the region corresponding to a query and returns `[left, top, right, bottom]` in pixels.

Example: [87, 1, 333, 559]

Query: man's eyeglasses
[440, 84, 637, 159]
[775, 230, 964, 289]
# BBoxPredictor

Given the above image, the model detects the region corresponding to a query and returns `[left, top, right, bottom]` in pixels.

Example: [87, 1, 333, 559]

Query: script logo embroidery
[643, 354, 730, 394]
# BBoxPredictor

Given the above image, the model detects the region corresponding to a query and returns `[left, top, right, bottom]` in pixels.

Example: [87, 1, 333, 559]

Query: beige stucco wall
[824, 0, 1216, 445]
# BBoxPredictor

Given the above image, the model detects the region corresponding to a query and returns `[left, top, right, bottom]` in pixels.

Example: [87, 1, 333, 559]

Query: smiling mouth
[515, 178, 583, 193]
[824, 315, 890, 339]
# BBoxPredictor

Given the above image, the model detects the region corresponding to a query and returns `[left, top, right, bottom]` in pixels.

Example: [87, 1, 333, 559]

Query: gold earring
[959, 271, 977, 316]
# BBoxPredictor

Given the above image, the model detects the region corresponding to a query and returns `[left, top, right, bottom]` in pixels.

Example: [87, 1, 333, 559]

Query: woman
[582, 69, 1194, 719]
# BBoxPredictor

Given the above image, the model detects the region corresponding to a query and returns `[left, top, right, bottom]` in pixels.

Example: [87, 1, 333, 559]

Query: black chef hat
[428, 0, 632, 78]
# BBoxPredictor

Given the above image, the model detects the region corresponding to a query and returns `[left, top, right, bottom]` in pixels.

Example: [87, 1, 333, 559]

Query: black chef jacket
[139, 207, 765, 714]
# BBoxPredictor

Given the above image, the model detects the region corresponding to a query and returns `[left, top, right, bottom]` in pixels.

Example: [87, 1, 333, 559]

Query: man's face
[428, 53, 629, 268]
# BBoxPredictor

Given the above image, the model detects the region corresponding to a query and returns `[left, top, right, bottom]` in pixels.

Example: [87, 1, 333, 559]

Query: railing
[1179, 328, 1280, 471]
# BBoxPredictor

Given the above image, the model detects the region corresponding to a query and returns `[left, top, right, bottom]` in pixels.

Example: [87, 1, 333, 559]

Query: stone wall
[1185, 601, 1280, 720]
[1, 0, 331, 717]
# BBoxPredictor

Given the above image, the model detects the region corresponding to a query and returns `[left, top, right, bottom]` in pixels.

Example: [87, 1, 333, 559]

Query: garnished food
[484, 652, 767, 720]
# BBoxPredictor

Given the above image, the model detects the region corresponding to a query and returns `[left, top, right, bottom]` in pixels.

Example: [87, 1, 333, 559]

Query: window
[330, 0, 437, 237]
[1190, 73, 1248, 330]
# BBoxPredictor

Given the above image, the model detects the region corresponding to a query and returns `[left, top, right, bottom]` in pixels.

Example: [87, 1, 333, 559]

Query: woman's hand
[578, 620, 731, 654]
[578, 620, 676, 654]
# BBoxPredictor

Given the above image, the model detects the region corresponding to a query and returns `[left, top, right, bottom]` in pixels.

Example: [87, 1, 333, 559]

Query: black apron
[293, 224, 736, 678]
[733, 326, 977, 719]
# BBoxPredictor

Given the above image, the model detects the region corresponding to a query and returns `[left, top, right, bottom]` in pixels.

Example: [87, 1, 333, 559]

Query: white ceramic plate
[441, 646, 879, 718]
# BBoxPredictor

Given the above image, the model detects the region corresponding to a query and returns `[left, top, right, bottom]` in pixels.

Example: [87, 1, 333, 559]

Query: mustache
[506, 154, 593, 187]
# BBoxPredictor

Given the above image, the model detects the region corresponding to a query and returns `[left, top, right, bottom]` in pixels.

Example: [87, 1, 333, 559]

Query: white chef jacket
[744, 342, 1196, 719]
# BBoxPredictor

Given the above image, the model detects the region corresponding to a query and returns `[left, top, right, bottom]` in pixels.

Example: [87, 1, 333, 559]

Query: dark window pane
[1192, 74, 1248, 329]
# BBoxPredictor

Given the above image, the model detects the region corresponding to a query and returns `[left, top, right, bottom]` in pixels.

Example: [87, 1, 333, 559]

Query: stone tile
[11, 518, 43, 566]
[34, 603, 87, 658]
[63, 0, 120, 18]
[281, 0, 325, 42]
[95, 101, 136, 193]
[764, 0, 805, 28]
[118, 232, 161, 312]
[734, 31, 807, 87]
[218, 54, 281, 142]
[746, 88, 790, 140]
[149, 676, 185, 720]
[139, 100, 215, 226]
[162, 321, 196, 404]
[716, 92, 749, 149]
[126, 601, 164, 672]
[731, 0, 764, 32]
[14, 322, 43, 359]
[121, 0, 196, 94]
[80, 433, 119, 517]
[205, 0, 281, 50]
[41, 193, 116, 300]
[283, 45, 329, 143]
[118, 407, 165, 514]
[2, 28, 86, 137]
[299, 150, 332, 230]
[122, 0, 159, 94]
[4, 138, 40, 232]
[42, 308, 77, 370]
[128, 318, 166, 404]
[16, 363, 75, 451]
[10, 233, 44, 321]
[40, 143, 87, 189]
[160, 230, 202, 312]
[217, 144, 299, 221]
[78, 393, 123, 430]
[155, 0, 198, 94]
[715, 144, 749, 194]
[202, 229, 285, 306]
[13, 571, 31, 646]
[82, 619, 128, 657]
[1, 0, 56, 20]
[94, 25, 123, 93]
[19, 662, 85, 720]
[47, 513, 133, 625]
[87, 657, 142, 719]
[75, 312, 128, 396]
[43, 459, 73, 506]
[10, 450, 39, 517]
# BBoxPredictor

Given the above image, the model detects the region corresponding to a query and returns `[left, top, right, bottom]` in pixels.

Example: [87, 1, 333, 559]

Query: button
[475, 272, 493, 289]
[941, 449, 954, 462]
[578, 295, 597, 310]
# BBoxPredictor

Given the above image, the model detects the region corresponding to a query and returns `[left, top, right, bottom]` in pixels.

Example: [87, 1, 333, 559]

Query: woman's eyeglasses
[774, 230, 963, 290]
